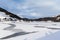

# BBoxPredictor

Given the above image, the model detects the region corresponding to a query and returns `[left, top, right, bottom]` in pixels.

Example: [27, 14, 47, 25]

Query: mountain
[0, 7, 32, 21]
[0, 7, 34, 21]
[34, 15, 60, 22]
[0, 7, 21, 20]
[0, 7, 60, 22]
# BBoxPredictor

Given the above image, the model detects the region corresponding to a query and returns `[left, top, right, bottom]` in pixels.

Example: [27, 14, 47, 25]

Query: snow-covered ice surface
[0, 21, 60, 40]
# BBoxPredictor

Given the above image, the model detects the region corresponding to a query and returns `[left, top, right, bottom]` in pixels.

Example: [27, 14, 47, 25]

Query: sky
[0, 0, 60, 18]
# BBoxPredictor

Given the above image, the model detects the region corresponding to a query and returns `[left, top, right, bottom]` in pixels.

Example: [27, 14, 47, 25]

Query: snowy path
[3, 24, 16, 31]
[0, 22, 37, 40]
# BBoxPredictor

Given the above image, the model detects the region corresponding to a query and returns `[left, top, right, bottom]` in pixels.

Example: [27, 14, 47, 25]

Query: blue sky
[0, 0, 60, 18]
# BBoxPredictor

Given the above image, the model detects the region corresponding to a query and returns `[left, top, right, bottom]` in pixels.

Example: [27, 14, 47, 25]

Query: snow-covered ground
[0, 21, 60, 40]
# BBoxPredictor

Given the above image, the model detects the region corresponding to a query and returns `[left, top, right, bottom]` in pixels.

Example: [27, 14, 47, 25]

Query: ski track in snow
[3, 24, 16, 30]
[0, 22, 37, 40]
[35, 26, 60, 30]
[0, 22, 60, 40]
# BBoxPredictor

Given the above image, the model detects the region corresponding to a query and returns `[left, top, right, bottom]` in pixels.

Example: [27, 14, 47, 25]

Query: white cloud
[41, 1, 55, 6]
[16, 0, 57, 18]
[18, 0, 60, 11]
[21, 0, 56, 7]
[16, 0, 57, 11]
[30, 13, 37, 16]
[30, 12, 43, 18]
[52, 5, 60, 10]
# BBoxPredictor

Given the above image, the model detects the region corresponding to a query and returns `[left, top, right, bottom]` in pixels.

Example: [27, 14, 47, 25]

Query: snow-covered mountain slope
[0, 7, 21, 21]
[0, 12, 10, 18]
[0, 21, 60, 40]
[0, 12, 15, 21]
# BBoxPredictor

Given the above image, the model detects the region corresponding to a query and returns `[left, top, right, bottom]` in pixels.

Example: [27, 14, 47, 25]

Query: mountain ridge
[0, 7, 60, 22]
[0, 7, 21, 20]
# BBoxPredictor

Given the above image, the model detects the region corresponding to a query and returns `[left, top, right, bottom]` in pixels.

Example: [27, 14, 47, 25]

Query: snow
[0, 21, 60, 40]
[0, 22, 15, 38]
[0, 12, 9, 19]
